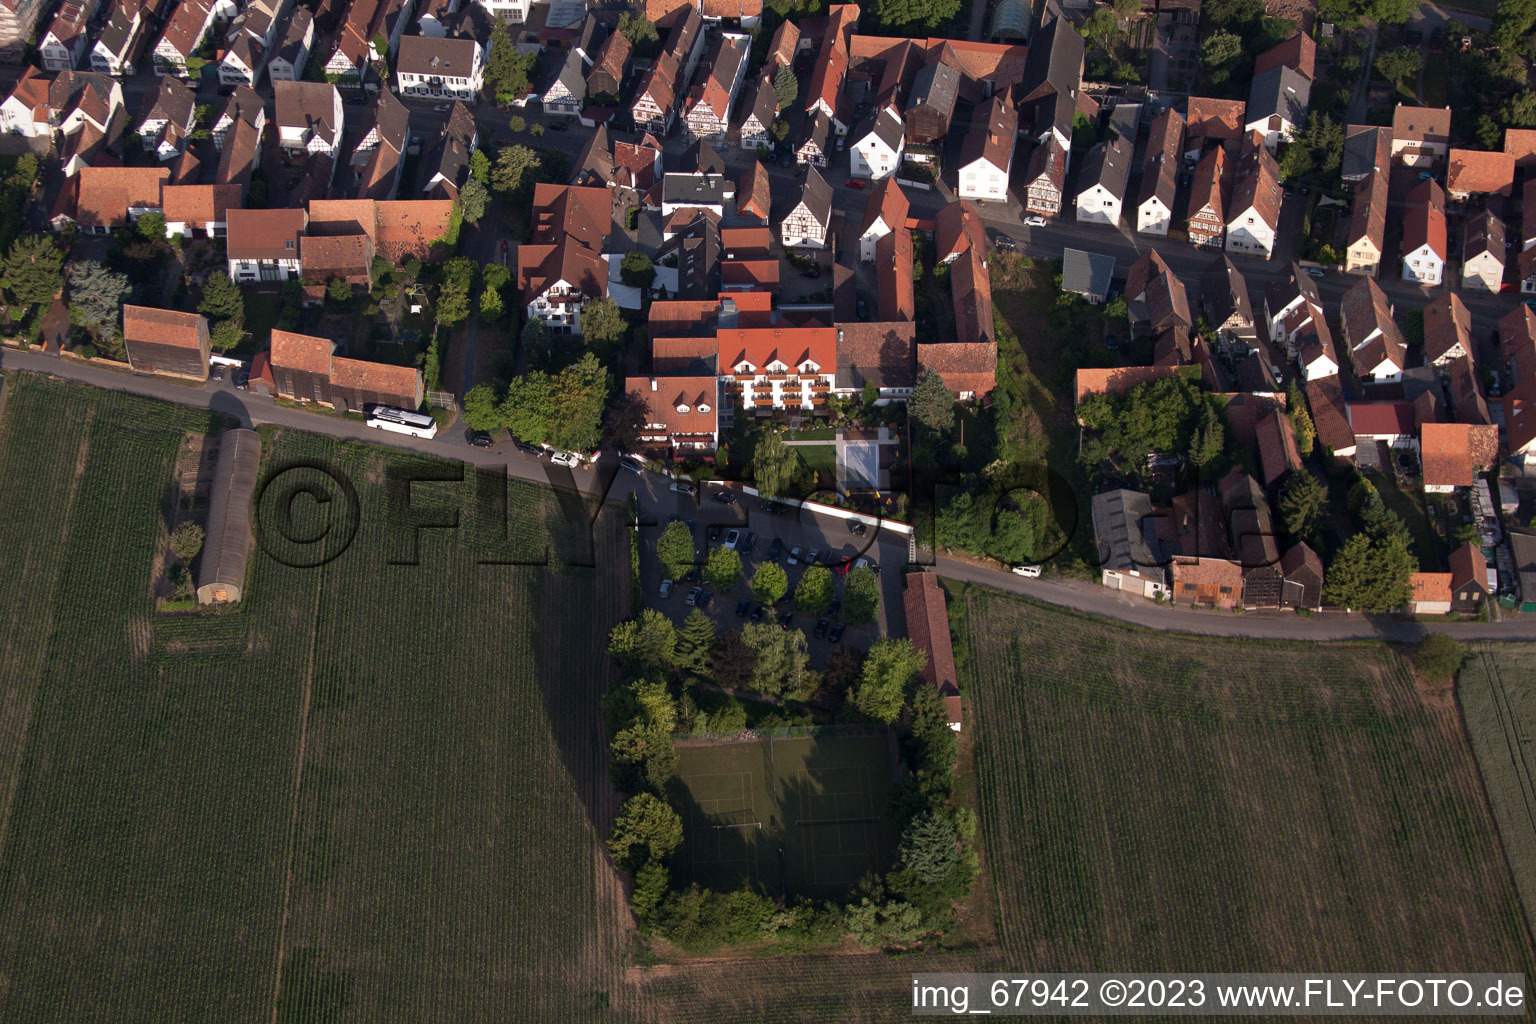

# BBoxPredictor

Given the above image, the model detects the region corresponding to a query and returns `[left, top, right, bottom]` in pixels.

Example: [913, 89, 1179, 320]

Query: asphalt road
[8, 344, 1536, 643]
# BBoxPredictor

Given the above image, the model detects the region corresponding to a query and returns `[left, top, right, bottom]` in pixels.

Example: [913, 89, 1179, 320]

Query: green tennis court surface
[669, 732, 899, 900]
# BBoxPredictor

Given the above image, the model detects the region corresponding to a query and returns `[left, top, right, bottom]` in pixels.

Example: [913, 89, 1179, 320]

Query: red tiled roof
[625, 374, 718, 440]
[1347, 400, 1414, 436]
[1505, 128, 1536, 169]
[902, 572, 960, 717]
[650, 299, 720, 334]
[651, 335, 718, 374]
[122, 304, 203, 348]
[329, 355, 422, 399]
[160, 183, 241, 225]
[1253, 32, 1315, 80]
[1410, 572, 1452, 605]
[226, 206, 307, 259]
[876, 227, 913, 323]
[737, 161, 771, 221]
[717, 326, 836, 373]
[934, 198, 985, 263]
[1304, 374, 1354, 455]
[721, 226, 773, 257]
[1420, 422, 1498, 489]
[270, 329, 334, 375]
[1449, 542, 1488, 593]
[73, 166, 169, 228]
[859, 176, 910, 238]
[1447, 148, 1515, 196]
[1423, 292, 1471, 365]
[1074, 365, 1182, 407]
[722, 259, 779, 288]
[1402, 178, 1446, 258]
[1392, 105, 1451, 144]
[918, 341, 996, 397]
[1185, 96, 1245, 140]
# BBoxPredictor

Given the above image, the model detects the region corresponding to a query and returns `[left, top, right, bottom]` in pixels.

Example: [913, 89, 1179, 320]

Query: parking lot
[636, 482, 910, 672]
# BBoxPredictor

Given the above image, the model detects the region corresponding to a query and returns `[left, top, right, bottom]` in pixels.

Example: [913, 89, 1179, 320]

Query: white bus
[367, 405, 438, 439]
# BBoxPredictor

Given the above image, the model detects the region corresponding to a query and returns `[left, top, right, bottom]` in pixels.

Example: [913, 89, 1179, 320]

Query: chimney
[650, 378, 658, 391]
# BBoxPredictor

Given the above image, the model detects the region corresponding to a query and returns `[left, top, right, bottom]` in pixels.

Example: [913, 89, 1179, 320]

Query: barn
[123, 305, 211, 380]
[197, 428, 260, 605]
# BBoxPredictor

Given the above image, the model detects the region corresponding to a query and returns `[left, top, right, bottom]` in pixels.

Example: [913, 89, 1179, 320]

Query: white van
[1011, 564, 1042, 578]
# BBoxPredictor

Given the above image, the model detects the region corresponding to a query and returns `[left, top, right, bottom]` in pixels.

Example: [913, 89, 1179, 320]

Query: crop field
[670, 732, 897, 900]
[1457, 644, 1536, 937]
[954, 584, 1536, 974]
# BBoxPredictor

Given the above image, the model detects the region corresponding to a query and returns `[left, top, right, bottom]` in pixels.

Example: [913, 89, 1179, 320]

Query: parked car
[1012, 564, 1042, 578]
[468, 431, 494, 448]
[724, 529, 740, 550]
[806, 548, 820, 565]
[854, 557, 871, 571]
[514, 440, 544, 457]
[659, 579, 673, 598]
[828, 598, 841, 617]
[551, 451, 581, 468]
[1023, 215, 1048, 227]
[828, 622, 846, 643]
[433, 103, 451, 112]
[777, 610, 795, 629]
[751, 603, 767, 622]
[788, 546, 801, 565]
[235, 371, 249, 390]
[685, 586, 702, 606]
[711, 488, 738, 504]
[683, 565, 701, 582]
[768, 538, 783, 562]
[212, 364, 225, 381]
[848, 520, 867, 535]
[844, 178, 865, 189]
[814, 617, 830, 638]
[669, 481, 696, 495]
[1304, 267, 1325, 279]
[619, 455, 645, 474]
[697, 590, 713, 609]
[800, 267, 821, 279]
[547, 120, 569, 131]
[856, 297, 868, 319]
[736, 598, 752, 617]
[991, 233, 1015, 249]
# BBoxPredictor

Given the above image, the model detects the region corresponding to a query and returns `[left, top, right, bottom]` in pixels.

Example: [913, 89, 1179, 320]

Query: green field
[953, 584, 1536, 974]
[1457, 644, 1536, 937]
[670, 731, 897, 900]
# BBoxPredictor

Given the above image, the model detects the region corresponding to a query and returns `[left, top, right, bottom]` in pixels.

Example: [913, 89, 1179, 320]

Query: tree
[1187, 402, 1225, 467]
[672, 609, 716, 676]
[897, 812, 959, 884]
[326, 276, 352, 303]
[603, 389, 649, 452]
[1374, 46, 1421, 84]
[2, 235, 64, 308]
[630, 858, 670, 929]
[845, 896, 925, 947]
[548, 352, 609, 452]
[462, 383, 502, 432]
[170, 521, 204, 561]
[773, 65, 798, 110]
[1200, 30, 1243, 84]
[499, 370, 554, 442]
[1287, 383, 1315, 457]
[459, 177, 490, 224]
[1503, 92, 1536, 129]
[704, 546, 742, 590]
[1278, 470, 1327, 543]
[198, 271, 245, 325]
[910, 368, 956, 432]
[1412, 634, 1464, 680]
[609, 609, 678, 668]
[1323, 532, 1414, 612]
[65, 260, 130, 340]
[484, 21, 539, 103]
[657, 520, 696, 582]
[770, 118, 790, 142]
[1080, 8, 1117, 45]
[479, 284, 505, 322]
[711, 629, 754, 692]
[817, 645, 863, 707]
[753, 431, 797, 498]
[849, 637, 926, 723]
[209, 320, 243, 351]
[740, 622, 812, 699]
[436, 279, 472, 327]
[608, 793, 683, 865]
[794, 565, 834, 614]
[579, 295, 627, 353]
[490, 145, 542, 195]
[1494, 0, 1536, 48]
[618, 11, 659, 50]
[620, 251, 655, 289]
[751, 562, 789, 604]
[871, 0, 961, 32]
[136, 212, 166, 241]
[843, 566, 880, 624]
[470, 149, 491, 181]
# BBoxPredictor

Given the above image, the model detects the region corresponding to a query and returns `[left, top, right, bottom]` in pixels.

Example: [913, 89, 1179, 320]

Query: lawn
[1421, 53, 1447, 107]
[1457, 644, 1536, 938]
[1369, 469, 1445, 570]
[795, 443, 837, 488]
[954, 585, 1536, 974]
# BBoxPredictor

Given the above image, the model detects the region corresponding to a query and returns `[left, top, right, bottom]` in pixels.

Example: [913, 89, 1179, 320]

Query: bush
[1411, 634, 1464, 680]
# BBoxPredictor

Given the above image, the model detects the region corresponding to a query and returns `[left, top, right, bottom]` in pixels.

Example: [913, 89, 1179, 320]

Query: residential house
[1074, 134, 1130, 225]
[1344, 168, 1388, 276]
[917, 341, 996, 400]
[904, 57, 960, 145]
[1018, 13, 1084, 149]
[517, 183, 609, 332]
[736, 160, 771, 221]
[656, 214, 721, 299]
[39, 0, 102, 71]
[1221, 468, 1286, 607]
[1262, 261, 1323, 345]
[767, 18, 798, 72]
[275, 81, 343, 156]
[1091, 489, 1167, 600]
[325, 0, 418, 86]
[1349, 402, 1417, 468]
[0, 66, 121, 143]
[949, 243, 992, 345]
[161, 182, 242, 236]
[265, 329, 424, 411]
[957, 93, 1015, 201]
[803, 26, 849, 138]
[1183, 96, 1244, 160]
[1391, 106, 1451, 167]
[1253, 31, 1315, 80]
[416, 101, 477, 199]
[542, 24, 596, 117]
[780, 166, 832, 249]
[1341, 123, 1391, 184]
[718, 325, 836, 412]
[1255, 405, 1302, 488]
[876, 227, 914, 322]
[1420, 422, 1498, 493]
[660, 170, 732, 218]
[1408, 572, 1453, 614]
[796, 109, 832, 168]
[306, 197, 455, 263]
[858, 176, 908, 262]
[122, 305, 210, 379]
[219, 34, 266, 88]
[214, 116, 261, 187]
[850, 105, 905, 181]
[835, 321, 917, 403]
[302, 233, 374, 289]
[396, 34, 484, 100]
[53, 165, 169, 232]
[587, 28, 631, 101]
[625, 375, 719, 452]
[1444, 353, 1491, 425]
[1448, 542, 1490, 611]
[1462, 209, 1505, 292]
[225, 206, 306, 280]
[90, 2, 146, 75]
[413, 0, 456, 37]
[1504, 373, 1536, 464]
[1185, 146, 1228, 249]
[903, 571, 963, 729]
[630, 52, 680, 135]
[266, 7, 314, 82]
[1423, 292, 1472, 367]
[737, 73, 776, 151]
[1503, 304, 1536, 388]
[1061, 248, 1114, 303]
[1401, 179, 1447, 285]
[935, 198, 985, 265]
[684, 32, 750, 145]
[1124, 249, 1190, 339]
[1243, 65, 1309, 151]
[476, 0, 529, 25]
[1446, 148, 1514, 201]
[0, 0, 56, 63]
[212, 85, 265, 152]
[135, 76, 195, 161]
[1225, 142, 1281, 258]
[1339, 276, 1404, 384]
[1200, 254, 1255, 349]
[227, 0, 289, 50]
[348, 89, 409, 200]
[155, 0, 235, 78]
[1135, 108, 1184, 236]
[1023, 136, 1066, 216]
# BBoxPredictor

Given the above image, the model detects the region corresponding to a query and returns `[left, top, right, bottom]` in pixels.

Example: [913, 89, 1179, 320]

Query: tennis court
[669, 731, 899, 899]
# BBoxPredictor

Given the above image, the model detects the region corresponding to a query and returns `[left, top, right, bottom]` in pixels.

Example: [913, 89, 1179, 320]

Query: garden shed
[197, 428, 260, 605]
